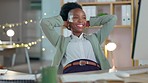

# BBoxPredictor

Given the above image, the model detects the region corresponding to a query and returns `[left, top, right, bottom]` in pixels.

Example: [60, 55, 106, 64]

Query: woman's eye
[83, 17, 86, 19]
[73, 17, 79, 19]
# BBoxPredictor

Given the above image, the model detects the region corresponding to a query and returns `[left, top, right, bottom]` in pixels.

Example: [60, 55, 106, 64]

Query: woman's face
[68, 8, 87, 36]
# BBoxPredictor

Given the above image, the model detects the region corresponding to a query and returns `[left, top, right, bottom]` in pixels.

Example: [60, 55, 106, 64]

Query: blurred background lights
[106, 42, 117, 51]
[42, 48, 46, 51]
[0, 40, 2, 44]
[44, 13, 47, 15]
[6, 29, 15, 37]
[42, 36, 45, 38]
[24, 21, 28, 24]
[30, 20, 33, 22]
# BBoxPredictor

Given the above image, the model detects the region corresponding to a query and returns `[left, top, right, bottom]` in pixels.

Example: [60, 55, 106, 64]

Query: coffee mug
[42, 66, 58, 83]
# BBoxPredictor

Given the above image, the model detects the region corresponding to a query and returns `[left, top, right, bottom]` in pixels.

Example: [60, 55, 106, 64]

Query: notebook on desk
[60, 72, 123, 83]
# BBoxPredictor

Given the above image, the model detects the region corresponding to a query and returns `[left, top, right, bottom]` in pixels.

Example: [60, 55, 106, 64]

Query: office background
[0, 0, 142, 73]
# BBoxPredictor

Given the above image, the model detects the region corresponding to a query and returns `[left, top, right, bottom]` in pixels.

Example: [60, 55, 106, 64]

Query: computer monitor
[132, 0, 148, 62]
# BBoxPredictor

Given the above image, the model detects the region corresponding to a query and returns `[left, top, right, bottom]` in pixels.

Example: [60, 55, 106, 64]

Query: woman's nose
[78, 18, 84, 23]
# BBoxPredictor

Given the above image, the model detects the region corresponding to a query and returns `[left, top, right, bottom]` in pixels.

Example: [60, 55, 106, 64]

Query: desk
[0, 45, 32, 74]
[0, 46, 16, 67]
[59, 66, 148, 83]
[0, 47, 16, 57]
[2, 66, 148, 83]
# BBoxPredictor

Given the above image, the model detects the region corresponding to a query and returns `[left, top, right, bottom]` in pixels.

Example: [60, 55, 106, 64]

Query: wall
[0, 0, 25, 65]
[41, 0, 61, 61]
[21, 0, 42, 58]
[0, 0, 20, 41]
[110, 28, 133, 68]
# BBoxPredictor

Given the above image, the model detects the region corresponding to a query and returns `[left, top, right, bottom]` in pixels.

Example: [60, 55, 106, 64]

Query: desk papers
[60, 72, 123, 82]
[0, 74, 36, 80]
[0, 69, 7, 75]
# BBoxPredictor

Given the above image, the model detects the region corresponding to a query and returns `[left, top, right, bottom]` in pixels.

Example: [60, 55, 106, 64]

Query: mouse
[115, 71, 130, 78]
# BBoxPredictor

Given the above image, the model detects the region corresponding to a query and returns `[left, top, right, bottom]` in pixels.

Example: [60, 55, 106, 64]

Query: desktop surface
[59, 65, 148, 83]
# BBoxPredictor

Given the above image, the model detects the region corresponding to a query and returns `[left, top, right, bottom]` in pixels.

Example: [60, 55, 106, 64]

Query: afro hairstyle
[60, 2, 82, 21]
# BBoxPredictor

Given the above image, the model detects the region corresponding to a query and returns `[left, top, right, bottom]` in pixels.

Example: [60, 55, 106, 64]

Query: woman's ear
[63, 21, 68, 28]
[64, 21, 71, 30]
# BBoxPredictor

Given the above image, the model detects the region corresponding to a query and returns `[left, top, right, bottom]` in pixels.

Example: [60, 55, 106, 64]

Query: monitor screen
[132, 0, 148, 60]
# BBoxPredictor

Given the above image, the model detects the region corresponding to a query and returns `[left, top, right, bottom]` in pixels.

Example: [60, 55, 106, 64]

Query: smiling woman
[40, 2, 117, 74]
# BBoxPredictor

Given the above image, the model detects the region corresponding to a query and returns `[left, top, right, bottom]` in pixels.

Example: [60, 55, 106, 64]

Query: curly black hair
[60, 2, 82, 21]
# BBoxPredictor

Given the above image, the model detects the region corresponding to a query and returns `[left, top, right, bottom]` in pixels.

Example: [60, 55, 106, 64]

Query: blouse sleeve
[40, 15, 64, 47]
[90, 15, 117, 44]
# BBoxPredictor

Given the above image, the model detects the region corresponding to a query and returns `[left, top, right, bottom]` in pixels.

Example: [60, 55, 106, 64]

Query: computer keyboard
[0, 80, 36, 83]
[0, 74, 37, 83]
[120, 68, 148, 75]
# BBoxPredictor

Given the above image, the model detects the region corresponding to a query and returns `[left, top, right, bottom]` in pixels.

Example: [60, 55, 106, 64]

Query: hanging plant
[97, 13, 108, 16]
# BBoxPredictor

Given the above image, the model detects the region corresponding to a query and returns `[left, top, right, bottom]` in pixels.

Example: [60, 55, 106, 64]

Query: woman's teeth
[77, 25, 83, 27]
